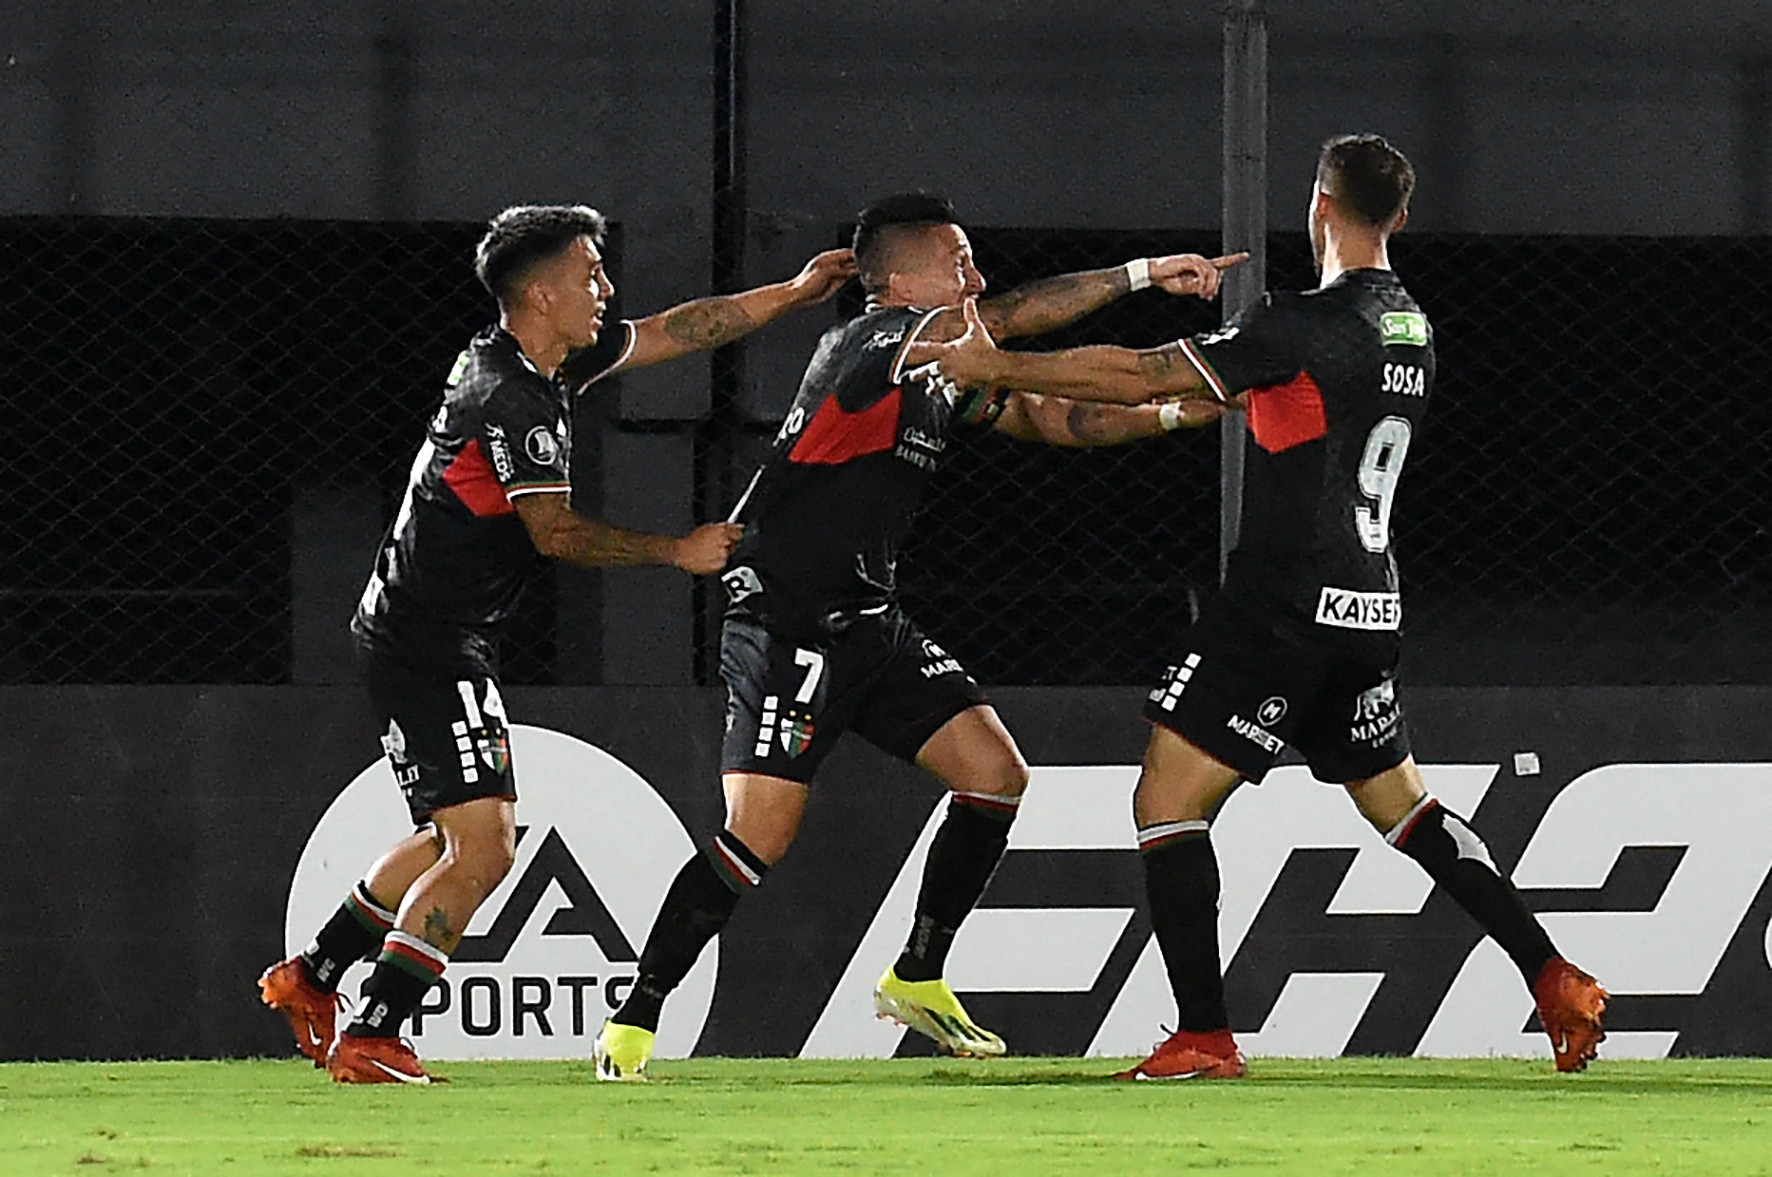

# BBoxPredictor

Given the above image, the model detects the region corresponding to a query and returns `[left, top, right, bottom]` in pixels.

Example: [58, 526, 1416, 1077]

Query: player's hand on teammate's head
[674, 521, 745, 575]
[790, 249, 858, 304]
[903, 296, 1000, 388]
[1150, 252, 1249, 301]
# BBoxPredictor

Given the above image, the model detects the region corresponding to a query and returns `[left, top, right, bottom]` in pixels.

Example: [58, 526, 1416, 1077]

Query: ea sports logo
[284, 725, 714, 1060]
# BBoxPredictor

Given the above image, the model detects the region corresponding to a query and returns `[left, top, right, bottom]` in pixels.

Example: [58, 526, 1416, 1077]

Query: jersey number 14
[1355, 416, 1412, 554]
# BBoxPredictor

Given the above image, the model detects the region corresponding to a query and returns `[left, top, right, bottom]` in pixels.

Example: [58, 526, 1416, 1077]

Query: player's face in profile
[895, 224, 986, 307]
[548, 236, 615, 347]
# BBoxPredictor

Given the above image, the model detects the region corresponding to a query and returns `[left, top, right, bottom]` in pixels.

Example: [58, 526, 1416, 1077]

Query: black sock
[1140, 822, 1230, 1033]
[344, 931, 447, 1039]
[1392, 799, 1556, 984]
[300, 880, 397, 993]
[614, 832, 768, 1033]
[895, 792, 1019, 982]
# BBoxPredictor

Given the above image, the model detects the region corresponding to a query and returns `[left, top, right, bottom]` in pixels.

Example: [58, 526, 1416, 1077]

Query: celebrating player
[258, 204, 854, 1083]
[593, 192, 1242, 1079]
[909, 136, 1608, 1078]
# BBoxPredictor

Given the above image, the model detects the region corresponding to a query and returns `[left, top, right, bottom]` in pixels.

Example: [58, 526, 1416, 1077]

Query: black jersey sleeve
[481, 377, 571, 498]
[1178, 293, 1309, 400]
[555, 320, 637, 395]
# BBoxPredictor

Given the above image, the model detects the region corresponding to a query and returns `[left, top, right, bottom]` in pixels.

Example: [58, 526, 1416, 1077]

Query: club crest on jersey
[779, 713, 815, 758]
[478, 728, 511, 774]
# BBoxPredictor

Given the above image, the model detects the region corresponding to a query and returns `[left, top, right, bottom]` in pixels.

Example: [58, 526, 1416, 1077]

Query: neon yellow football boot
[873, 966, 1006, 1057]
[594, 1020, 655, 1082]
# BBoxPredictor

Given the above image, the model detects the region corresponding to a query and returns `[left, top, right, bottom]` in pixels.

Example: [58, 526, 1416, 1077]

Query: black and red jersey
[351, 321, 633, 676]
[1181, 268, 1435, 631]
[725, 304, 997, 644]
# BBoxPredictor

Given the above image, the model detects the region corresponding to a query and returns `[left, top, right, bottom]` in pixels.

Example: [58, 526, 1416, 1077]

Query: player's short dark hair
[474, 204, 608, 306]
[1316, 134, 1415, 228]
[853, 192, 960, 295]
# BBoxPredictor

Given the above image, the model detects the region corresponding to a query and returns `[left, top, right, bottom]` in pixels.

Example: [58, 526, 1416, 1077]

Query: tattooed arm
[906, 298, 1224, 405]
[920, 252, 1248, 344]
[990, 390, 1227, 447]
[623, 248, 856, 369]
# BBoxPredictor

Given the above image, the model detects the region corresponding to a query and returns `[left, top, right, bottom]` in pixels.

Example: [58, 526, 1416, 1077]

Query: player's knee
[982, 750, 1030, 799]
[726, 819, 796, 867]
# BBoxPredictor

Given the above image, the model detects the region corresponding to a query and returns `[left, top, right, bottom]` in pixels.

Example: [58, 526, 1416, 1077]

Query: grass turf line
[1, 1057, 1768, 1175]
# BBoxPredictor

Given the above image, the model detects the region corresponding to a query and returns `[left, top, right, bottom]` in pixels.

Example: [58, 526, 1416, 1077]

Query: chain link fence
[5, 216, 1766, 687]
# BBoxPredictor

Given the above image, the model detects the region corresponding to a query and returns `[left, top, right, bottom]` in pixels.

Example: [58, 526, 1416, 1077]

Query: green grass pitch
[2, 1056, 1768, 1175]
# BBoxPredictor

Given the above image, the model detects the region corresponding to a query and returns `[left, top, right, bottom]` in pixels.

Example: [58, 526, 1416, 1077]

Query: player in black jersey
[259, 203, 854, 1083]
[595, 192, 1243, 1078]
[913, 137, 1608, 1079]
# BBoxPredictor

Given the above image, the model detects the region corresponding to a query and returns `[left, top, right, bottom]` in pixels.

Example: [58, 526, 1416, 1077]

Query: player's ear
[1391, 206, 1410, 234]
[524, 275, 554, 314]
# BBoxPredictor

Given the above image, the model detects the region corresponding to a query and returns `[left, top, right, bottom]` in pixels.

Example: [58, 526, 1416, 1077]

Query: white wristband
[1158, 401, 1186, 432]
[1125, 258, 1151, 292]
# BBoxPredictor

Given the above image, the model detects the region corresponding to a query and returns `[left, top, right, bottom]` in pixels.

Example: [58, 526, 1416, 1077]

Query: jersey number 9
[1355, 416, 1413, 554]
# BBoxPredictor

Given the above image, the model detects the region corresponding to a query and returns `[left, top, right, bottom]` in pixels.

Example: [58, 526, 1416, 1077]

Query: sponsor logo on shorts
[920, 638, 965, 680]
[1315, 587, 1402, 631]
[381, 717, 407, 761]
[1150, 653, 1202, 711]
[1349, 680, 1401, 745]
[1379, 311, 1428, 347]
[1226, 713, 1284, 753]
[1257, 696, 1288, 726]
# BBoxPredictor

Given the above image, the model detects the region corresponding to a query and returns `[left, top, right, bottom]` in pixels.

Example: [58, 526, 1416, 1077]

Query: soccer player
[258, 204, 855, 1084]
[593, 192, 1242, 1079]
[910, 136, 1608, 1078]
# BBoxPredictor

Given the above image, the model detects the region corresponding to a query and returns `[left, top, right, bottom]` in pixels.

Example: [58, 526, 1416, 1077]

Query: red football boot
[1534, 957, 1608, 1073]
[1115, 1027, 1247, 1081]
[325, 1032, 438, 1085]
[258, 957, 343, 1067]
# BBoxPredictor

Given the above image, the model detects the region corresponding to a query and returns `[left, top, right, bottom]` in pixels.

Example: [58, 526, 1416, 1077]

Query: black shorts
[1141, 599, 1410, 785]
[720, 607, 990, 784]
[360, 649, 518, 823]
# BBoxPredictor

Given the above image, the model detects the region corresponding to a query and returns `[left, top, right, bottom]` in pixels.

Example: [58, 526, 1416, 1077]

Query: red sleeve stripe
[441, 438, 516, 517]
[1179, 338, 1231, 404]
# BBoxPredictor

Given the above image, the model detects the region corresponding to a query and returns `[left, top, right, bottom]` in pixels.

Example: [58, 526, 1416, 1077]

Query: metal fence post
[1220, 0, 1267, 582]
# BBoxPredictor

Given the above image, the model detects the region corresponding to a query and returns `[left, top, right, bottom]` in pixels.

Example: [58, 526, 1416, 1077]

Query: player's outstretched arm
[945, 251, 1246, 343]
[513, 492, 741, 574]
[622, 248, 856, 370]
[992, 391, 1226, 447]
[908, 298, 1219, 405]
